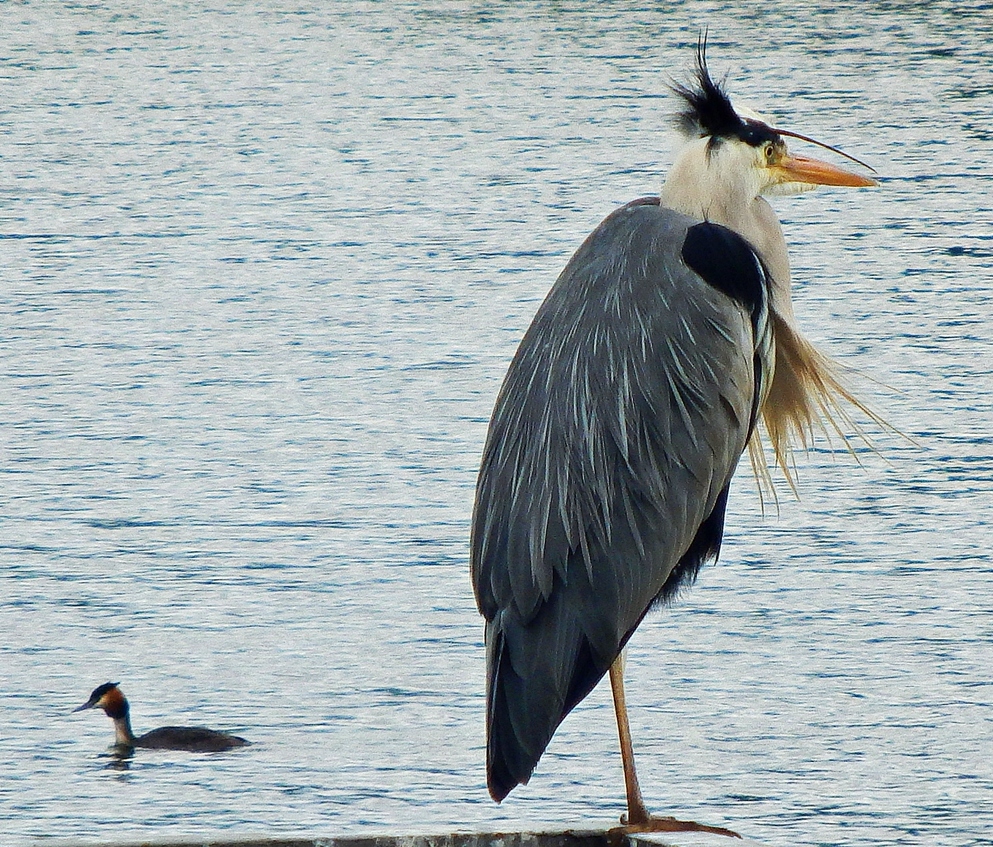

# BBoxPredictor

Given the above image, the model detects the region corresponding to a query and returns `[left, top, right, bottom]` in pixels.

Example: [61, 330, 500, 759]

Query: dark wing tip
[671, 32, 743, 139]
[487, 765, 518, 804]
[484, 627, 533, 802]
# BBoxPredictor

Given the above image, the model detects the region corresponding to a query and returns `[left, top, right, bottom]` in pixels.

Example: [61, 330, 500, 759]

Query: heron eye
[764, 144, 776, 161]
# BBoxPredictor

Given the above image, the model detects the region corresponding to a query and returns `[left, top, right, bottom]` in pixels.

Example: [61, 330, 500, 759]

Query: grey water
[1, 2, 991, 845]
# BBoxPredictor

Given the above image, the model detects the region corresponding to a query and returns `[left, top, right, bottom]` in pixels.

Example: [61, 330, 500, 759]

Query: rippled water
[1, 3, 991, 846]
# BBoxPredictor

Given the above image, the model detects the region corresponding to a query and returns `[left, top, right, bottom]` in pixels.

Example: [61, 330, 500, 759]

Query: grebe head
[73, 682, 129, 720]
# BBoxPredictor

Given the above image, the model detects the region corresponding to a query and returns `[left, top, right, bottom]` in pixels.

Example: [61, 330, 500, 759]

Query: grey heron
[470, 41, 878, 837]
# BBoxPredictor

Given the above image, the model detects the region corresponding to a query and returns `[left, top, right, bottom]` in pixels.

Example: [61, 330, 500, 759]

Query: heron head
[671, 38, 878, 200]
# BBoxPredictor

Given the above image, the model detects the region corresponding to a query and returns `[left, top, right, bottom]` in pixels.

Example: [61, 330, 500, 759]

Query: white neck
[660, 138, 796, 322]
[112, 715, 137, 746]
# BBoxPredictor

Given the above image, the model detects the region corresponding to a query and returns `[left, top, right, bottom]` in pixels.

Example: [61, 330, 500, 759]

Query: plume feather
[748, 312, 890, 500]
[671, 38, 743, 139]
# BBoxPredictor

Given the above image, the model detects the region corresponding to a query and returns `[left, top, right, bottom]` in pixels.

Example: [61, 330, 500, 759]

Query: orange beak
[775, 153, 878, 188]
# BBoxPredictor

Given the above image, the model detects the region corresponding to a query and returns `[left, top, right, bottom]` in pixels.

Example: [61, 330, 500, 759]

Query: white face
[726, 130, 877, 198]
[756, 140, 821, 197]
[661, 125, 875, 224]
[725, 100, 877, 197]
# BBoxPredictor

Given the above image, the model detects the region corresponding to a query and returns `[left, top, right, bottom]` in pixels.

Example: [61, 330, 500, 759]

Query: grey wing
[470, 199, 768, 801]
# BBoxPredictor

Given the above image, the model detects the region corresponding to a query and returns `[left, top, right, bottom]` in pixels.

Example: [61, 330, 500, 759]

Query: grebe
[73, 682, 250, 753]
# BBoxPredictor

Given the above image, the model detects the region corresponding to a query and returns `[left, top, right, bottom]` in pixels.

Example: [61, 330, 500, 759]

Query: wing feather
[471, 198, 765, 800]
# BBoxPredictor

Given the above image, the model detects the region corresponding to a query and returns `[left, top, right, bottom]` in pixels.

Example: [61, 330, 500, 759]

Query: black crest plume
[672, 35, 744, 139]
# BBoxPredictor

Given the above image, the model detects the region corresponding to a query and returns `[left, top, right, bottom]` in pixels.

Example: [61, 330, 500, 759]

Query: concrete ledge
[50, 834, 611, 847]
[45, 830, 764, 847]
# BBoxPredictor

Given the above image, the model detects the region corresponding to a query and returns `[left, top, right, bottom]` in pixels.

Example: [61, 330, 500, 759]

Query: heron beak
[775, 154, 878, 188]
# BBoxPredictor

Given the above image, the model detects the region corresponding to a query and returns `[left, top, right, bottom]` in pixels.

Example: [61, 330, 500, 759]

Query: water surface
[1, 3, 991, 846]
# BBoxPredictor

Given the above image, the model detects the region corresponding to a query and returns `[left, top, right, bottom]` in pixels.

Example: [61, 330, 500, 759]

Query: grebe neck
[112, 713, 137, 747]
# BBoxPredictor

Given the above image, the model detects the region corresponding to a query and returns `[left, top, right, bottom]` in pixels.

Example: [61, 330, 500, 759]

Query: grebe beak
[72, 681, 122, 713]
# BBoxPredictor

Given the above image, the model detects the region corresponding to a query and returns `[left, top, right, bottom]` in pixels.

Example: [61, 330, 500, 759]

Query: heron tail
[484, 599, 607, 802]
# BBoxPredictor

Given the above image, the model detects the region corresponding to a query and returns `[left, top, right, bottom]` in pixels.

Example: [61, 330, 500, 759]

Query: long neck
[660, 139, 795, 324]
[112, 713, 137, 745]
[104, 700, 138, 746]
[660, 140, 857, 485]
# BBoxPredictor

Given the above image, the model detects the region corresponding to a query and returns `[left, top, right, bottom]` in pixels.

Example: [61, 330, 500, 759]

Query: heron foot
[608, 813, 741, 841]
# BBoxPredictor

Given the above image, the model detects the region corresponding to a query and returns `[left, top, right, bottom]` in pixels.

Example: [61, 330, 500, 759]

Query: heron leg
[608, 652, 741, 839]
[609, 652, 651, 824]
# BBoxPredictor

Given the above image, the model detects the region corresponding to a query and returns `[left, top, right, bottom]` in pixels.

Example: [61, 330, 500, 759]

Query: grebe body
[73, 682, 250, 753]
